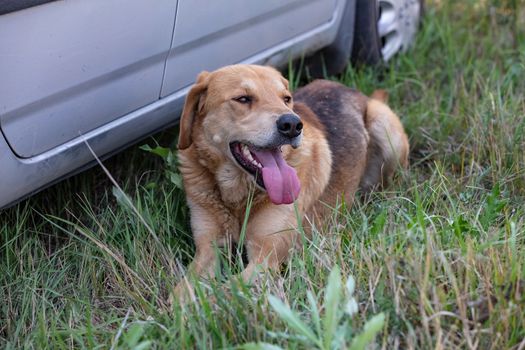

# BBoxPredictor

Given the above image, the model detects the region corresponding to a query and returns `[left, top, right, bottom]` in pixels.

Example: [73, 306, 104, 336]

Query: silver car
[0, 0, 423, 209]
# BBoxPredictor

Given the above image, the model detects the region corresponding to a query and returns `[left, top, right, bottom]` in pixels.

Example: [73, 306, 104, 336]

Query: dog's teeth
[240, 143, 262, 168]
[244, 148, 254, 160]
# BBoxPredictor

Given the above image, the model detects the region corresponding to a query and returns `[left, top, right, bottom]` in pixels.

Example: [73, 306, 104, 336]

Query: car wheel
[351, 0, 424, 65]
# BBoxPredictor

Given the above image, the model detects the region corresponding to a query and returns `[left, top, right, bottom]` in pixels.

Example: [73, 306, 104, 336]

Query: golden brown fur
[172, 64, 409, 301]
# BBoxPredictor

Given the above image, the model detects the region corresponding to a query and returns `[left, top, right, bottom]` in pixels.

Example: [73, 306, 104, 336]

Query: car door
[160, 0, 337, 97]
[0, 0, 177, 158]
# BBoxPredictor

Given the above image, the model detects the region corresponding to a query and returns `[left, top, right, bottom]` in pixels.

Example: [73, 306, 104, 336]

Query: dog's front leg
[241, 204, 299, 283]
[171, 202, 235, 303]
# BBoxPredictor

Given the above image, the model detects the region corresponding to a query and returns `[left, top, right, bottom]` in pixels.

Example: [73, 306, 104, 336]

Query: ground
[1, 1, 524, 349]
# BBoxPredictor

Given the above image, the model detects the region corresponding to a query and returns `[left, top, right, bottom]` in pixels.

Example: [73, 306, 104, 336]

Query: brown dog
[174, 64, 408, 297]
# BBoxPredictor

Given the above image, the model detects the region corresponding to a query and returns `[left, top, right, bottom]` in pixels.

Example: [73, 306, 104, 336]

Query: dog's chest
[215, 163, 255, 206]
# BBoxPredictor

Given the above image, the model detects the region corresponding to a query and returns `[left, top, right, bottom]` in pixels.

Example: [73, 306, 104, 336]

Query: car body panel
[0, 0, 177, 158]
[161, 0, 337, 95]
[0, 87, 186, 207]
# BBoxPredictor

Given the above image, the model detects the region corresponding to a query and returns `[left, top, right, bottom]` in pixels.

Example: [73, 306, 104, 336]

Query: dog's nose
[276, 114, 303, 138]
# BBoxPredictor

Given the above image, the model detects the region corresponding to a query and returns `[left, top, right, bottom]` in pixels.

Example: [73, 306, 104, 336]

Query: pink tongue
[251, 148, 301, 205]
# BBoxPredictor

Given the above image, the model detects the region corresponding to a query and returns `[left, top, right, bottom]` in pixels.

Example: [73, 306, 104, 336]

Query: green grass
[2, 1, 525, 348]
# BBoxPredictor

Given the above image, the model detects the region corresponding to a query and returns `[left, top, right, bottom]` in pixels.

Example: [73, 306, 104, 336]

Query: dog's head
[178, 64, 302, 205]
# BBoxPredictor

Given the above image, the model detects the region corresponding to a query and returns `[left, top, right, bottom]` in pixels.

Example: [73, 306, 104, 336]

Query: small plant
[118, 323, 152, 350]
[243, 266, 385, 350]
[140, 144, 183, 189]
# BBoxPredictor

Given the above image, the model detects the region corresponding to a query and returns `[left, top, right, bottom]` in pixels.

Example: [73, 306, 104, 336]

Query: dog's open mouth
[230, 142, 301, 205]
[230, 142, 265, 188]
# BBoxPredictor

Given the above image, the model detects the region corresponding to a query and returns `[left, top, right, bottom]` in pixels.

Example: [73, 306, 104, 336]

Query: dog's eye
[284, 96, 292, 104]
[234, 95, 252, 104]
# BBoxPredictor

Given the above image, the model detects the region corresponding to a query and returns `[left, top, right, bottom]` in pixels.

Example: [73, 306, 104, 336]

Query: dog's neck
[186, 141, 265, 210]
[215, 162, 266, 207]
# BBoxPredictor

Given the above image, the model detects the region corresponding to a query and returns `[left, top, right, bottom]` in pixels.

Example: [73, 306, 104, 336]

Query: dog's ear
[178, 71, 210, 150]
[280, 76, 290, 91]
[370, 89, 389, 103]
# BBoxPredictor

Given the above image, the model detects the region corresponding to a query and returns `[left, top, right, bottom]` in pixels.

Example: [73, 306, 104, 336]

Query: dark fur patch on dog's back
[293, 80, 368, 172]
[293, 80, 370, 209]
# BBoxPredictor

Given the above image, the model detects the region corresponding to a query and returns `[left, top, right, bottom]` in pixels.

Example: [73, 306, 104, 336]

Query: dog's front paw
[169, 280, 196, 307]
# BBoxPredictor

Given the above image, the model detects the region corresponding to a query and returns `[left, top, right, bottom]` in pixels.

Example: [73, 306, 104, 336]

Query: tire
[351, 0, 424, 65]
[351, 0, 382, 65]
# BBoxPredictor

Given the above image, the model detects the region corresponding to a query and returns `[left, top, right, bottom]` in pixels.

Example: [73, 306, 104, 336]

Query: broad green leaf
[168, 171, 183, 189]
[322, 266, 342, 349]
[268, 295, 319, 346]
[307, 290, 322, 338]
[349, 313, 385, 350]
[240, 342, 284, 350]
[346, 276, 356, 296]
[139, 144, 170, 159]
[124, 324, 144, 347]
[133, 340, 152, 350]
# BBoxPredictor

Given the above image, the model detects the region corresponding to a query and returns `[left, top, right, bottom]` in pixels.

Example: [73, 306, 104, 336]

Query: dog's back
[293, 80, 409, 214]
[294, 80, 368, 213]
